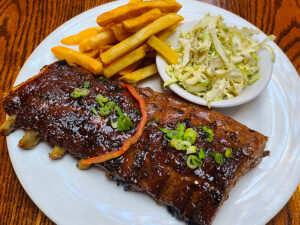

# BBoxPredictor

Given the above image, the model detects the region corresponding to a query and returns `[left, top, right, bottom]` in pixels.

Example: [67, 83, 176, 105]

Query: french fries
[61, 27, 104, 45]
[119, 64, 158, 83]
[156, 22, 180, 41]
[78, 29, 116, 52]
[103, 45, 147, 78]
[122, 8, 162, 33]
[128, 0, 142, 4]
[119, 59, 143, 75]
[108, 23, 132, 41]
[83, 49, 100, 58]
[147, 35, 179, 64]
[51, 46, 103, 74]
[97, 0, 182, 26]
[101, 13, 183, 64]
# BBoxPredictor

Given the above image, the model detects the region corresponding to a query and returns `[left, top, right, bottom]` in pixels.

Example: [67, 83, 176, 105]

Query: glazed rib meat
[2, 61, 268, 225]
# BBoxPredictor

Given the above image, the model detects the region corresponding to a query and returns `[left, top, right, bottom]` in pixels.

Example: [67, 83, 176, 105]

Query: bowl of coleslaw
[156, 15, 275, 108]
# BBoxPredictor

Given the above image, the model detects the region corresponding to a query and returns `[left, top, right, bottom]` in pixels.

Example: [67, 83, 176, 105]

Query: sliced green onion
[199, 126, 214, 142]
[170, 139, 191, 150]
[101, 96, 108, 103]
[84, 81, 90, 88]
[183, 128, 197, 144]
[70, 88, 81, 98]
[110, 119, 118, 128]
[225, 148, 233, 158]
[117, 114, 133, 131]
[159, 128, 179, 139]
[186, 145, 197, 154]
[79, 88, 90, 97]
[99, 76, 107, 82]
[99, 107, 110, 116]
[187, 155, 200, 169]
[114, 106, 123, 116]
[198, 148, 205, 160]
[214, 153, 224, 165]
[106, 101, 116, 110]
[91, 107, 98, 116]
[176, 123, 185, 139]
[136, 109, 141, 115]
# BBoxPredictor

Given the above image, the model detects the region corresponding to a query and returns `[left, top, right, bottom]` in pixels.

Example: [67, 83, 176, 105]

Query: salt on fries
[52, 0, 182, 83]
[51, 46, 103, 75]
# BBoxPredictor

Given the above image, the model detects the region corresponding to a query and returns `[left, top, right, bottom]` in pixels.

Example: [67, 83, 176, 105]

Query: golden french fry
[100, 45, 113, 50]
[108, 23, 132, 41]
[119, 64, 158, 84]
[103, 45, 147, 78]
[83, 49, 100, 58]
[51, 46, 103, 75]
[119, 59, 143, 75]
[61, 27, 104, 45]
[101, 13, 183, 65]
[122, 8, 162, 33]
[147, 35, 179, 64]
[156, 22, 180, 41]
[78, 29, 116, 52]
[128, 0, 142, 4]
[97, 1, 182, 27]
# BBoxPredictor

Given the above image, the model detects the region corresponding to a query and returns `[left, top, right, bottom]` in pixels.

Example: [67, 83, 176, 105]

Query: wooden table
[0, 0, 299, 224]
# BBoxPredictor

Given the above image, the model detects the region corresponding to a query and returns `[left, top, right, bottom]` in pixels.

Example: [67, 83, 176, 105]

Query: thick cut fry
[128, 0, 142, 4]
[119, 59, 143, 75]
[97, 1, 182, 26]
[51, 46, 103, 75]
[108, 23, 132, 41]
[78, 29, 116, 52]
[83, 49, 100, 58]
[18, 131, 40, 150]
[103, 45, 147, 78]
[147, 35, 179, 64]
[100, 45, 113, 50]
[156, 22, 180, 41]
[119, 64, 158, 84]
[61, 27, 103, 45]
[122, 8, 162, 33]
[101, 13, 183, 65]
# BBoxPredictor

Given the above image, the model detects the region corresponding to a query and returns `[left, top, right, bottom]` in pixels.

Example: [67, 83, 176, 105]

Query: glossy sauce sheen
[3, 61, 268, 225]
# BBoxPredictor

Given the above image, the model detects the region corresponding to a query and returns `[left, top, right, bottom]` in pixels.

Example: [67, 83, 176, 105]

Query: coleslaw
[165, 14, 275, 105]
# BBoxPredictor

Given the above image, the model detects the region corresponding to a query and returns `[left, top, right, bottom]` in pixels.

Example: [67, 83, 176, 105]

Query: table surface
[0, 0, 299, 224]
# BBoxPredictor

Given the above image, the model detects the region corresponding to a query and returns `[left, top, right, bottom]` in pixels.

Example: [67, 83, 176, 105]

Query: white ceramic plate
[156, 20, 273, 108]
[6, 1, 300, 225]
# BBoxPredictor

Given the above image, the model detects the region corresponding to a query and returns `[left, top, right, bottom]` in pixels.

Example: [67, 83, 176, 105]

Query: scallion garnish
[198, 148, 205, 160]
[84, 81, 90, 88]
[70, 88, 90, 98]
[170, 139, 191, 150]
[209, 152, 224, 165]
[91, 107, 98, 116]
[225, 148, 233, 158]
[186, 145, 197, 154]
[198, 126, 214, 142]
[99, 107, 110, 116]
[183, 128, 197, 144]
[113, 106, 133, 131]
[187, 155, 201, 169]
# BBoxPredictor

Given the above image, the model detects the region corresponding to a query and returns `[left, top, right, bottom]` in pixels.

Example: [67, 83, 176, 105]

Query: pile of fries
[51, 0, 183, 84]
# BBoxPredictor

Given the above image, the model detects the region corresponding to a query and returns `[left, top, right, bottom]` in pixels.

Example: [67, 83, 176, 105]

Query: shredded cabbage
[165, 14, 275, 104]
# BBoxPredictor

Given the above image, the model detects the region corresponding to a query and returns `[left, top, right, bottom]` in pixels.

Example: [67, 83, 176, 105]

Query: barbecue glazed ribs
[1, 61, 268, 225]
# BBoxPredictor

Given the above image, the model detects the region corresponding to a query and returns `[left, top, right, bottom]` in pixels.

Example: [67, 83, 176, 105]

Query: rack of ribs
[0, 60, 268, 225]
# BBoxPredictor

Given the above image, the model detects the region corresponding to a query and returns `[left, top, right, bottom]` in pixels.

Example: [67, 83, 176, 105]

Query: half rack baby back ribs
[1, 61, 268, 225]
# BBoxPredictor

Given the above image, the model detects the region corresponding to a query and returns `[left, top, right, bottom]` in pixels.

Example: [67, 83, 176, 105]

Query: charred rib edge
[18, 131, 40, 150]
[0, 115, 17, 136]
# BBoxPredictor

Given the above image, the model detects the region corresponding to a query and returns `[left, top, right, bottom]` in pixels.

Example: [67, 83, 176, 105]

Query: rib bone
[0, 115, 17, 136]
[18, 131, 40, 150]
[49, 145, 66, 159]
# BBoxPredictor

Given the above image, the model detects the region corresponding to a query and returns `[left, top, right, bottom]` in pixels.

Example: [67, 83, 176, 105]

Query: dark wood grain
[0, 0, 299, 224]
